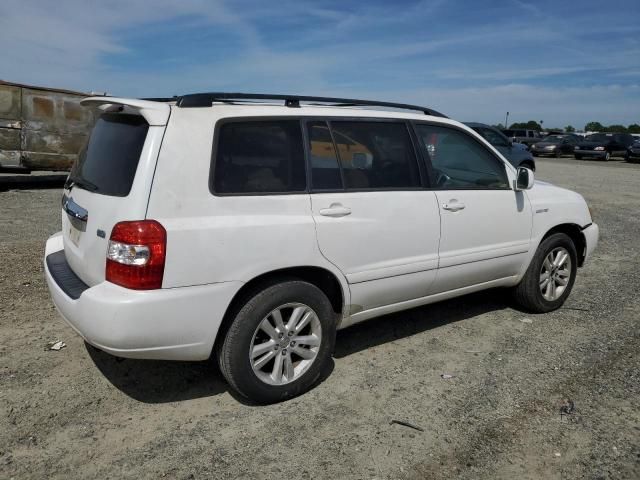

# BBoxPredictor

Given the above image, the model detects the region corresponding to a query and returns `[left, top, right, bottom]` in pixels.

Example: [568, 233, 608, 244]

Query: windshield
[66, 113, 149, 196]
[472, 127, 510, 147]
[503, 129, 526, 137]
[585, 134, 609, 143]
[542, 135, 564, 143]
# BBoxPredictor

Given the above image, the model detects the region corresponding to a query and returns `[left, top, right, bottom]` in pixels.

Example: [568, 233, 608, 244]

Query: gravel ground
[1, 157, 638, 479]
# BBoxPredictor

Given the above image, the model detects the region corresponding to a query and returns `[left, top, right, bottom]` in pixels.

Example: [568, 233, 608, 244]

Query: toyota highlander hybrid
[45, 93, 599, 403]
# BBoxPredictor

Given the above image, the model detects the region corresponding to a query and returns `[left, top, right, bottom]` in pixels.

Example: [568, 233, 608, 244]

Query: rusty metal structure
[0, 80, 98, 172]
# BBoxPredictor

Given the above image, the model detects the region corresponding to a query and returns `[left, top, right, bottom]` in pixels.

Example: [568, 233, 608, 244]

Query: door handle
[62, 194, 88, 231]
[442, 202, 466, 212]
[319, 203, 352, 217]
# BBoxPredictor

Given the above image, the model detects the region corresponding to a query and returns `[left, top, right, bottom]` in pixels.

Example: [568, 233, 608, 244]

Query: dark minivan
[574, 133, 635, 161]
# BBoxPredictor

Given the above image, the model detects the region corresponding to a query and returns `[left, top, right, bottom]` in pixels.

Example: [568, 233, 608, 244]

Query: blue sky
[1, 0, 639, 128]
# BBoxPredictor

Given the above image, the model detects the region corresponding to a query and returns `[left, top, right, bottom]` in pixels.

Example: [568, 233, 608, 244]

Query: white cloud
[1, 0, 638, 127]
[362, 83, 640, 128]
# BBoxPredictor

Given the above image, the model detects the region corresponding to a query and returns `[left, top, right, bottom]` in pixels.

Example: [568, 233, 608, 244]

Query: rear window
[68, 113, 149, 197]
[213, 120, 306, 194]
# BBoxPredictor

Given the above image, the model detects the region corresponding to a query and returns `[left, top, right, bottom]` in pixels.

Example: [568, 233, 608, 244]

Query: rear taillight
[106, 220, 166, 290]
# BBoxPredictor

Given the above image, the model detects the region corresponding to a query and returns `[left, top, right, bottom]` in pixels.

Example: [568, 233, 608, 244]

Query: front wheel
[217, 280, 336, 403]
[604, 151, 611, 161]
[512, 233, 578, 313]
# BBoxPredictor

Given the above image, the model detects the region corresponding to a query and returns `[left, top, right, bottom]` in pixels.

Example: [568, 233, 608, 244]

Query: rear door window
[307, 121, 343, 190]
[68, 113, 149, 197]
[213, 120, 306, 194]
[328, 121, 421, 190]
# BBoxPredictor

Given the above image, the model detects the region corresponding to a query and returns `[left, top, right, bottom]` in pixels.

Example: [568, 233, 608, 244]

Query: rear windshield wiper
[65, 177, 99, 192]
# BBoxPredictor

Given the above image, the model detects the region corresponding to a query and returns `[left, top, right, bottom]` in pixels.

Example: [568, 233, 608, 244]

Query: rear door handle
[442, 202, 466, 212]
[319, 203, 352, 217]
[62, 194, 88, 231]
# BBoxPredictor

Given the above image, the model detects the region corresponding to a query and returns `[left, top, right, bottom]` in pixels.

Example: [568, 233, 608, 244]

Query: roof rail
[173, 92, 447, 117]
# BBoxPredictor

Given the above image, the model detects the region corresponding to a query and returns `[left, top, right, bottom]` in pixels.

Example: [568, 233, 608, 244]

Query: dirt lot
[1, 157, 638, 479]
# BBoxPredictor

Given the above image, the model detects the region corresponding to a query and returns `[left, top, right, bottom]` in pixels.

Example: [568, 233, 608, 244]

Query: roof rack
[172, 92, 447, 118]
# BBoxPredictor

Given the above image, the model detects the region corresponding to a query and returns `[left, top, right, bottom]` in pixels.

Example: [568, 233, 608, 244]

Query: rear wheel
[512, 233, 578, 313]
[217, 280, 336, 403]
[604, 151, 611, 161]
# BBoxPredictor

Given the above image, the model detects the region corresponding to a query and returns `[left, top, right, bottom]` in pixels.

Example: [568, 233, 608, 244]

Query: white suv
[44, 93, 599, 403]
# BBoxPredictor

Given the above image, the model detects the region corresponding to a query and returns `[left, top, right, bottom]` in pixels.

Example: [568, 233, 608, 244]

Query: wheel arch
[540, 223, 587, 267]
[212, 266, 347, 357]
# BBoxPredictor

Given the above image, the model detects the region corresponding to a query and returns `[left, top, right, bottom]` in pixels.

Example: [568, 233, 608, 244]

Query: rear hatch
[60, 98, 170, 287]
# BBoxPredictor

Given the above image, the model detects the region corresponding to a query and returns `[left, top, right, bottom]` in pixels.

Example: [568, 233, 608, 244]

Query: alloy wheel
[249, 303, 322, 385]
[539, 247, 572, 301]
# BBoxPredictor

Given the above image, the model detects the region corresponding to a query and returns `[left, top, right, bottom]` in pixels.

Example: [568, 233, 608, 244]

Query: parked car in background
[625, 139, 640, 163]
[465, 122, 535, 170]
[574, 133, 635, 161]
[44, 93, 598, 403]
[501, 129, 543, 148]
[530, 134, 580, 158]
[0, 80, 98, 173]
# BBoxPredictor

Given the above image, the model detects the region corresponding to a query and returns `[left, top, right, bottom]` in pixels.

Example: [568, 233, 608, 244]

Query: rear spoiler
[80, 97, 171, 126]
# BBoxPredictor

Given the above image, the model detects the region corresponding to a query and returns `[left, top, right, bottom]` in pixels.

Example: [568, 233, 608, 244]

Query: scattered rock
[440, 374, 454, 379]
[520, 318, 533, 324]
[560, 398, 575, 416]
[45, 341, 66, 351]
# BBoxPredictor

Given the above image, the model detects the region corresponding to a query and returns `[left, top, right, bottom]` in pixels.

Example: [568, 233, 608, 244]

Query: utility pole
[505, 111, 509, 128]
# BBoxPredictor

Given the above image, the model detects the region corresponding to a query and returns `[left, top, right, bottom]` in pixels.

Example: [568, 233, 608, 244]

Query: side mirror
[515, 166, 534, 191]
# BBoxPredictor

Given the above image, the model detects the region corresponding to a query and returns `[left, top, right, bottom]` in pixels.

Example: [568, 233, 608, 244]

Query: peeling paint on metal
[0, 80, 98, 170]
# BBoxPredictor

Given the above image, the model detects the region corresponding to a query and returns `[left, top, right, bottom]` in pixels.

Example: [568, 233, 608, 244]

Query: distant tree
[565, 125, 575, 132]
[509, 120, 542, 131]
[606, 124, 627, 133]
[493, 123, 505, 130]
[584, 121, 604, 132]
[628, 124, 640, 134]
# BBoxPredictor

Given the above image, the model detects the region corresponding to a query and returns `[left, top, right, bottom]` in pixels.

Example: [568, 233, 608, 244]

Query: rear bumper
[531, 149, 558, 156]
[582, 223, 599, 264]
[44, 232, 242, 361]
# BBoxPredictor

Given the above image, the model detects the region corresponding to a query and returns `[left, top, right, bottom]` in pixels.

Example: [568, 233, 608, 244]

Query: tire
[520, 161, 535, 171]
[574, 154, 582, 160]
[604, 151, 610, 161]
[217, 280, 336, 403]
[554, 150, 560, 158]
[512, 233, 578, 313]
